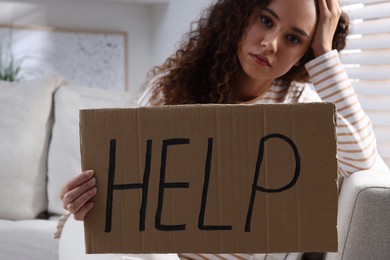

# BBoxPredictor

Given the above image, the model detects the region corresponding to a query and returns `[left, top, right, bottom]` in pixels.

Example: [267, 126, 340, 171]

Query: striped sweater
[137, 50, 378, 260]
[138, 50, 377, 179]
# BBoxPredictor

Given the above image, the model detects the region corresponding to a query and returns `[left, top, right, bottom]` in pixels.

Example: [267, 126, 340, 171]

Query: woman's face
[238, 0, 317, 81]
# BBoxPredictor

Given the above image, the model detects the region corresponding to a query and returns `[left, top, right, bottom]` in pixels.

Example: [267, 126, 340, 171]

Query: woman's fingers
[60, 170, 94, 200]
[318, 0, 328, 12]
[312, 0, 342, 56]
[327, 0, 340, 13]
[66, 186, 97, 214]
[73, 202, 94, 221]
[319, 0, 340, 13]
[62, 176, 96, 210]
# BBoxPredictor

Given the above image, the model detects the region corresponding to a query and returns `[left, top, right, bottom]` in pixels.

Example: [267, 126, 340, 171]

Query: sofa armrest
[325, 156, 390, 260]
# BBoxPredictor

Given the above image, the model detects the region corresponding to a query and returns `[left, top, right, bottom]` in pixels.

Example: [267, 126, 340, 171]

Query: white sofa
[0, 76, 389, 260]
[0, 75, 138, 260]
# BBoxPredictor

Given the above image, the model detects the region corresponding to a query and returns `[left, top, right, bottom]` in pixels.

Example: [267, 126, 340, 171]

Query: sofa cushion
[0, 219, 59, 260]
[0, 76, 64, 220]
[47, 85, 139, 215]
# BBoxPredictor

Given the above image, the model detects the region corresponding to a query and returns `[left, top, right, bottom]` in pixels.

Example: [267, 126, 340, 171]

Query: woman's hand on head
[311, 0, 342, 57]
[59, 170, 97, 221]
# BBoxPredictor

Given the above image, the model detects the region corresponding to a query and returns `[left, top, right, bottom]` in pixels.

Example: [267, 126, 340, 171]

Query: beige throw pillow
[0, 76, 64, 220]
[47, 85, 139, 216]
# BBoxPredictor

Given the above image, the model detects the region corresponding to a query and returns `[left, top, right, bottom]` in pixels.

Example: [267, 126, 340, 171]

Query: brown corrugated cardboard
[80, 103, 338, 254]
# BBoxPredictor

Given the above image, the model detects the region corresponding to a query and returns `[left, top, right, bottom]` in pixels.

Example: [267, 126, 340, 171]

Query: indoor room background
[0, 0, 389, 164]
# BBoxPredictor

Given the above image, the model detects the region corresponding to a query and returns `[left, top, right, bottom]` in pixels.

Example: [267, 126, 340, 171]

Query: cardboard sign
[80, 103, 338, 254]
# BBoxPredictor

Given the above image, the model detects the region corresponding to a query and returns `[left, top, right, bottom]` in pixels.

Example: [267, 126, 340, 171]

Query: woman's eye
[286, 35, 301, 44]
[260, 16, 273, 27]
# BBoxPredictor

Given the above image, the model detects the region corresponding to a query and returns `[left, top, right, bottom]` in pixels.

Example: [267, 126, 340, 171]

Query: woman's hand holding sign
[60, 170, 97, 220]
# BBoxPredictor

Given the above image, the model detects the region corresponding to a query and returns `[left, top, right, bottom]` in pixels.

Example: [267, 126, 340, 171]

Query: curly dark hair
[147, 0, 349, 105]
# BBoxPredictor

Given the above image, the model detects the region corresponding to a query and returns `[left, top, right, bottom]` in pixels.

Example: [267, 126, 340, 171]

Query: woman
[60, 0, 377, 259]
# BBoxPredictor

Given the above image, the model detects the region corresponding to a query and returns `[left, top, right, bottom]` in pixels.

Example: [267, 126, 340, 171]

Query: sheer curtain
[341, 0, 390, 166]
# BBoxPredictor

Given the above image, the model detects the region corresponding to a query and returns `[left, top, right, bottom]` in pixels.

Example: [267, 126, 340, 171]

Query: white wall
[150, 0, 213, 67]
[0, 0, 213, 92]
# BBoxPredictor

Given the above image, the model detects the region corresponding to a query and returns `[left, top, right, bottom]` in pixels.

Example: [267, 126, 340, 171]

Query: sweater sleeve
[305, 50, 377, 177]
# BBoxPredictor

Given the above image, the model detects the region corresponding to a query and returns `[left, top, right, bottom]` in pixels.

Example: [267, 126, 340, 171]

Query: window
[341, 0, 390, 166]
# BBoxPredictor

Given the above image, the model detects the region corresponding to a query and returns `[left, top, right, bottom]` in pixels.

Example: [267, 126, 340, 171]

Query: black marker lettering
[155, 139, 190, 231]
[245, 134, 300, 232]
[105, 139, 152, 232]
[198, 138, 232, 230]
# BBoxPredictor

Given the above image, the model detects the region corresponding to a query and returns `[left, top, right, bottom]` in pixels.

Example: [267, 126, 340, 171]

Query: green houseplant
[0, 42, 22, 81]
[0, 47, 22, 82]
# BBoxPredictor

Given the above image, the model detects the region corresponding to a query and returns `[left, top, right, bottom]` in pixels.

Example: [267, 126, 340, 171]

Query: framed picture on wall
[0, 24, 128, 90]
